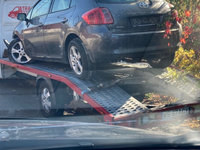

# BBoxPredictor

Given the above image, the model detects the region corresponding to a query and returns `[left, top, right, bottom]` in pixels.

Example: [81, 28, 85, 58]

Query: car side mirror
[17, 13, 27, 21]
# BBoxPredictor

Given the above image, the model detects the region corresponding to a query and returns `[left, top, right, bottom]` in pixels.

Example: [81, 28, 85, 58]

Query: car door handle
[61, 18, 68, 24]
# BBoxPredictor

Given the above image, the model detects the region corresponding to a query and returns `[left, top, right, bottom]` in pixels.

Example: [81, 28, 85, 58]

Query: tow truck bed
[0, 58, 147, 123]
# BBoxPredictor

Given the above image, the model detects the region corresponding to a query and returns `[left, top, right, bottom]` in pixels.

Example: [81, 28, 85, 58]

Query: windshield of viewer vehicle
[0, 0, 200, 149]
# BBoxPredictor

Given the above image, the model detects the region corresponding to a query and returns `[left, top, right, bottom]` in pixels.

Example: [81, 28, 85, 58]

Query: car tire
[68, 38, 92, 79]
[38, 81, 65, 117]
[148, 50, 175, 69]
[8, 39, 32, 64]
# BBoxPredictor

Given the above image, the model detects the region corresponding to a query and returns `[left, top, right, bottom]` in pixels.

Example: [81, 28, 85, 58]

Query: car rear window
[96, 0, 136, 3]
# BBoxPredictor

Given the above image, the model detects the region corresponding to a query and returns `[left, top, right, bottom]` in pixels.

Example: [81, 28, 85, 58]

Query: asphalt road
[0, 78, 103, 122]
[0, 79, 41, 118]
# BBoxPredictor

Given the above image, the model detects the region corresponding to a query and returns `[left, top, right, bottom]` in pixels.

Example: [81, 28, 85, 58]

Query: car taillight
[82, 7, 114, 25]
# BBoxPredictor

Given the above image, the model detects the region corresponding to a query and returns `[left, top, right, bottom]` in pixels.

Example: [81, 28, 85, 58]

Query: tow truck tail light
[82, 7, 114, 25]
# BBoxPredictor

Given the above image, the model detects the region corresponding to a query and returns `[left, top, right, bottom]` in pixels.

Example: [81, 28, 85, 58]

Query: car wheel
[68, 38, 91, 79]
[148, 50, 175, 69]
[8, 39, 32, 64]
[38, 81, 65, 117]
[10, 14, 15, 18]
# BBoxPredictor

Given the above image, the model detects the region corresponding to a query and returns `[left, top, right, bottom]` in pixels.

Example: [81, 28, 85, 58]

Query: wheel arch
[36, 76, 68, 96]
[64, 33, 93, 65]
[36, 76, 54, 96]
[12, 34, 19, 39]
[65, 33, 80, 49]
[64, 33, 79, 61]
[12, 30, 22, 40]
[36, 76, 74, 114]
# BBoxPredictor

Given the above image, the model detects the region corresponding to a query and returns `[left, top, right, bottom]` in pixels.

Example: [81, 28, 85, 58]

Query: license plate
[131, 16, 161, 26]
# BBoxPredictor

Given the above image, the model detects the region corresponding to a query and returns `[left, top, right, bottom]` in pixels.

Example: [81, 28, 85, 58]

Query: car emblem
[138, 1, 150, 9]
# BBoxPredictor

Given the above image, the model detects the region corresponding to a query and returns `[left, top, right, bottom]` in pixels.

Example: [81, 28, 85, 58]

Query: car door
[43, 0, 73, 59]
[22, 0, 52, 58]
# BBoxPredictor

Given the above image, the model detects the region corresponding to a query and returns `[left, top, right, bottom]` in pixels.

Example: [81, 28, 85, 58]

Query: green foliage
[143, 93, 177, 106]
[164, 0, 200, 79]
[173, 47, 200, 79]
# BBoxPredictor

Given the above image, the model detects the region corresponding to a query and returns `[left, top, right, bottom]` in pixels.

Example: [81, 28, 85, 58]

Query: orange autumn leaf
[185, 10, 191, 17]
[180, 38, 186, 44]
[166, 21, 172, 28]
[165, 29, 171, 35]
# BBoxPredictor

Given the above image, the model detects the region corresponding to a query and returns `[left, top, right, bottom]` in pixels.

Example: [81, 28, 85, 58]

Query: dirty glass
[97, 0, 137, 3]
[1, 0, 200, 149]
[52, 0, 70, 12]
[31, 0, 51, 18]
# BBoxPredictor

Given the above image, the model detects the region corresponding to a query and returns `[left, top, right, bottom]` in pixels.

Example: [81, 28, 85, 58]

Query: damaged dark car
[8, 0, 181, 78]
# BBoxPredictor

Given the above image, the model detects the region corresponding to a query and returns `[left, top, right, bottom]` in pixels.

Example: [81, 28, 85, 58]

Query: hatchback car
[8, 0, 182, 78]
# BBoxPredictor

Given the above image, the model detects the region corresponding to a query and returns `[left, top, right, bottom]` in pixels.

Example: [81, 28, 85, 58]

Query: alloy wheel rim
[11, 41, 31, 63]
[69, 46, 83, 75]
[41, 88, 51, 113]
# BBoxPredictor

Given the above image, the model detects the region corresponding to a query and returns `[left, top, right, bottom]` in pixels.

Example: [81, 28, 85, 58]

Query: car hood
[0, 119, 200, 149]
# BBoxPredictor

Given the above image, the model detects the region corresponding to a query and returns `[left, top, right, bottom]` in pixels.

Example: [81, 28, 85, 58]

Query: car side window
[52, 0, 71, 13]
[14, 7, 19, 11]
[31, 0, 52, 19]
[70, 0, 75, 7]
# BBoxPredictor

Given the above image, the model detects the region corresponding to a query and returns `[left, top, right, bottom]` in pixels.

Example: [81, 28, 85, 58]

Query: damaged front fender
[2, 39, 10, 58]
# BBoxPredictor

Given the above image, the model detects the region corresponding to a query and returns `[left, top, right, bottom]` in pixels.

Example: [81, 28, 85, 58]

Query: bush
[173, 47, 200, 78]
[164, 0, 200, 79]
[167, 0, 200, 50]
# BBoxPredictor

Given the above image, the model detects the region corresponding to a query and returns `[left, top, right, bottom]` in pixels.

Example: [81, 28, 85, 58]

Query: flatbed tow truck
[0, 45, 200, 128]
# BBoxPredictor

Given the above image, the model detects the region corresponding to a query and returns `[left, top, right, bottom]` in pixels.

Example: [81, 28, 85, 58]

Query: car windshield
[13, 7, 19, 11]
[1, 0, 200, 149]
[96, 0, 137, 3]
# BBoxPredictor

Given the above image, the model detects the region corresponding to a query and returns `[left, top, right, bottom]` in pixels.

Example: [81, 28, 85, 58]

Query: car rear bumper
[82, 27, 181, 63]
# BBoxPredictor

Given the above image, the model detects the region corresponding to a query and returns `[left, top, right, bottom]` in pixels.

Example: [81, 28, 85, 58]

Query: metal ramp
[0, 59, 147, 123]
